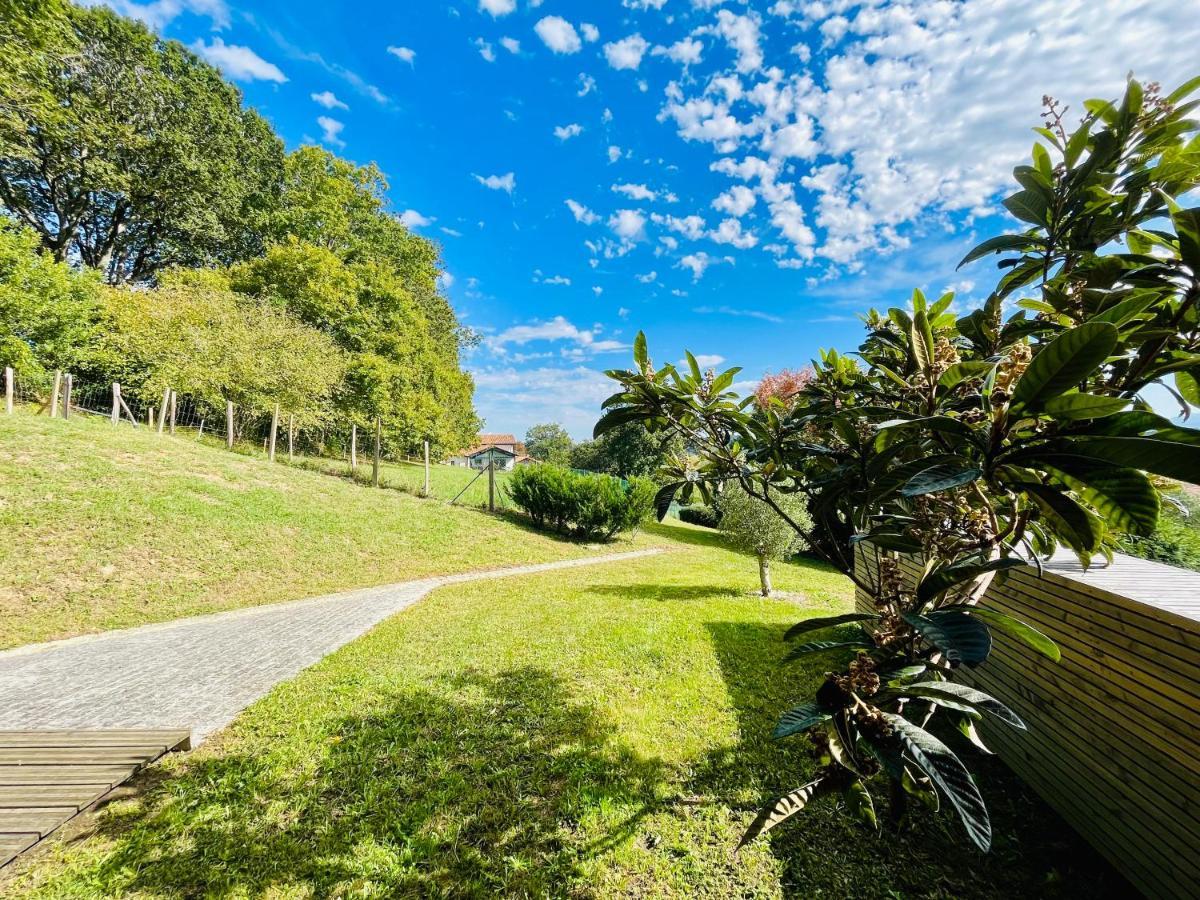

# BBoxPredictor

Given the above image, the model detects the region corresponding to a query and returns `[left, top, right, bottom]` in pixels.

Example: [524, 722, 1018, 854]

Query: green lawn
[0, 410, 652, 649]
[4, 525, 1121, 898]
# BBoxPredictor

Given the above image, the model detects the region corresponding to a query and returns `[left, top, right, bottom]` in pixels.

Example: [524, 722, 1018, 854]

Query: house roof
[466, 444, 517, 458]
[477, 433, 516, 445]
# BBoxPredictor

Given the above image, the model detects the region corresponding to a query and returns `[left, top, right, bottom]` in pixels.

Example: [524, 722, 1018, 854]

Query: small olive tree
[717, 483, 809, 596]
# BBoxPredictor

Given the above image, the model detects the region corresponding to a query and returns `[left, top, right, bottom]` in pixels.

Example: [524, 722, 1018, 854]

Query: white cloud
[316, 116, 345, 148]
[693, 304, 781, 323]
[652, 37, 703, 66]
[713, 185, 756, 217]
[441, 226, 463, 237]
[580, 23, 600, 43]
[82, 0, 230, 31]
[470, 365, 617, 440]
[636, 271, 658, 283]
[191, 38, 286, 82]
[617, 307, 630, 318]
[577, 74, 596, 97]
[438, 271, 454, 289]
[692, 354, 726, 368]
[607, 145, 622, 164]
[706, 9, 763, 74]
[534, 16, 582, 54]
[613, 183, 658, 201]
[537, 274, 572, 286]
[474, 172, 516, 193]
[500, 36, 521, 54]
[479, 0, 516, 16]
[554, 123, 584, 140]
[679, 251, 728, 281]
[609, 208, 647, 242]
[474, 38, 496, 62]
[310, 90, 348, 110]
[399, 209, 432, 228]
[604, 34, 650, 71]
[710, 217, 758, 249]
[652, 213, 708, 241]
[386, 45, 415, 64]
[565, 199, 600, 225]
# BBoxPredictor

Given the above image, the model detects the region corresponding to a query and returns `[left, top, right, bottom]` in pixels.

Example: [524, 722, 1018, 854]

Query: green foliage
[570, 421, 683, 479]
[597, 77, 1200, 851]
[1117, 489, 1200, 571]
[717, 482, 810, 561]
[94, 279, 345, 427]
[0, 221, 102, 374]
[677, 505, 721, 528]
[506, 464, 655, 541]
[524, 422, 574, 465]
[0, 3, 284, 282]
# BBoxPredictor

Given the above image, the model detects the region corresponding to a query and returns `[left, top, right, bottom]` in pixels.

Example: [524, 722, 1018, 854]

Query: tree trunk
[758, 553, 772, 597]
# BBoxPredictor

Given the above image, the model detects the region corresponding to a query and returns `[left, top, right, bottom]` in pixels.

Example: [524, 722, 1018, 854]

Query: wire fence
[4, 366, 516, 511]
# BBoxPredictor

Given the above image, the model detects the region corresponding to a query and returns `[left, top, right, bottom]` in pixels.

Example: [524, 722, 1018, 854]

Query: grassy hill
[0, 410, 655, 649]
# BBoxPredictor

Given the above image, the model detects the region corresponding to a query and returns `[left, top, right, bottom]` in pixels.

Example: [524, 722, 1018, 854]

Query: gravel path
[0, 549, 663, 744]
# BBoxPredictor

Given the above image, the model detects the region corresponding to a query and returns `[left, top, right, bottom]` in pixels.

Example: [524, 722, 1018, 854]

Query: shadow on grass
[80, 667, 665, 897]
[702, 620, 1129, 899]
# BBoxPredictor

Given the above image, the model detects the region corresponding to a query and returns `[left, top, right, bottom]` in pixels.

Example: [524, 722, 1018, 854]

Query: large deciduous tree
[0, 3, 283, 283]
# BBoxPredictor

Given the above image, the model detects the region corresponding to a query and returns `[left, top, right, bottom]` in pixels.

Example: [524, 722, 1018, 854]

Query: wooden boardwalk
[0, 729, 190, 867]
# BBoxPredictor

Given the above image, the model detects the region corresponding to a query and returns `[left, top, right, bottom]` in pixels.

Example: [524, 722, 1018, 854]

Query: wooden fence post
[424, 440, 431, 496]
[488, 459, 496, 512]
[111, 383, 119, 425]
[50, 370, 61, 418]
[198, 418, 205, 438]
[148, 407, 154, 427]
[226, 401, 235, 450]
[373, 417, 381, 487]
[157, 388, 169, 434]
[268, 403, 279, 462]
[4, 366, 12, 415]
[350, 423, 358, 472]
[62, 374, 72, 419]
[117, 387, 138, 426]
[169, 391, 177, 435]
[288, 415, 295, 462]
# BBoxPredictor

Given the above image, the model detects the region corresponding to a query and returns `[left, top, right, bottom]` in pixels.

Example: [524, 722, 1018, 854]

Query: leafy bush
[716, 484, 811, 596]
[678, 505, 721, 529]
[506, 464, 655, 540]
[1118, 490, 1200, 571]
[598, 77, 1200, 852]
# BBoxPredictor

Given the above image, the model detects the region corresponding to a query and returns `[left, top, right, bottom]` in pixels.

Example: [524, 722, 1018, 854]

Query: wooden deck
[0, 729, 190, 868]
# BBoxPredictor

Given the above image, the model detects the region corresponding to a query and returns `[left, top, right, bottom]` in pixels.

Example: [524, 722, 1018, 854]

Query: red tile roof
[477, 433, 516, 445]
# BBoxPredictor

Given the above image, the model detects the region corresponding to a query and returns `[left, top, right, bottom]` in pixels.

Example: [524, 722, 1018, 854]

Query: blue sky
[86, 0, 1200, 438]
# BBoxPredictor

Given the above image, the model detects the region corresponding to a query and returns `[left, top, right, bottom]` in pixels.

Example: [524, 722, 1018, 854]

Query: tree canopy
[524, 423, 574, 465]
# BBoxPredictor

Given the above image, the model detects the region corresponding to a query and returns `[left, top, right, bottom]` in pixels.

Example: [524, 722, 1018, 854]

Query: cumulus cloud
[474, 172, 516, 193]
[399, 209, 432, 228]
[479, 0, 515, 16]
[679, 251, 730, 281]
[612, 183, 658, 201]
[565, 199, 600, 224]
[87, 0, 230, 31]
[535, 16, 582, 54]
[607, 145, 622, 163]
[474, 38, 496, 62]
[710, 217, 758, 249]
[310, 90, 348, 110]
[604, 34, 650, 71]
[191, 38, 286, 82]
[386, 45, 415, 64]
[580, 23, 600, 43]
[500, 36, 520, 54]
[713, 185, 756, 217]
[652, 37, 703, 66]
[554, 122, 584, 140]
[316, 115, 345, 148]
[609, 208, 648, 243]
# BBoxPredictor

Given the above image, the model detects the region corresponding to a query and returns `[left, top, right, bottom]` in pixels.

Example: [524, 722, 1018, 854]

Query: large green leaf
[633, 331, 649, 370]
[593, 405, 648, 438]
[900, 464, 983, 497]
[739, 778, 830, 848]
[1002, 189, 1050, 227]
[843, 780, 878, 829]
[965, 607, 1061, 662]
[774, 701, 832, 739]
[1011, 322, 1118, 409]
[901, 681, 1025, 729]
[1015, 480, 1104, 553]
[783, 612, 880, 641]
[938, 360, 995, 390]
[904, 611, 992, 667]
[1176, 370, 1200, 407]
[1040, 461, 1159, 536]
[957, 232, 1041, 268]
[1043, 393, 1130, 420]
[916, 558, 1026, 605]
[652, 482, 683, 521]
[884, 714, 992, 851]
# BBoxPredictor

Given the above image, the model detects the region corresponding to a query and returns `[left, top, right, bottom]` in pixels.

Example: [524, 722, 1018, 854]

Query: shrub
[716, 484, 811, 596]
[678, 505, 721, 529]
[506, 464, 654, 540]
[1118, 490, 1200, 572]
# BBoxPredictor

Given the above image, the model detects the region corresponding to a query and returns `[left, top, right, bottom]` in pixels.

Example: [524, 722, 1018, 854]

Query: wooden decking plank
[0, 747, 172, 765]
[0, 808, 76, 838]
[0, 785, 109, 809]
[0, 834, 38, 868]
[0, 730, 189, 748]
[0, 765, 133, 786]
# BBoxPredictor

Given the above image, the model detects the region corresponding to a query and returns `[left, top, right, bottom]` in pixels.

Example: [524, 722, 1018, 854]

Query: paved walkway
[0, 550, 663, 744]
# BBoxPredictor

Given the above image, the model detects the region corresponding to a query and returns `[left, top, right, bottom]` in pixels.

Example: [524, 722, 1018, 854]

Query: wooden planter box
[854, 549, 1200, 899]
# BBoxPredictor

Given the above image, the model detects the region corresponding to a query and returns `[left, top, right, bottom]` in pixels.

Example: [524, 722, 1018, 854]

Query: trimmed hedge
[506, 464, 656, 540]
[678, 505, 721, 529]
